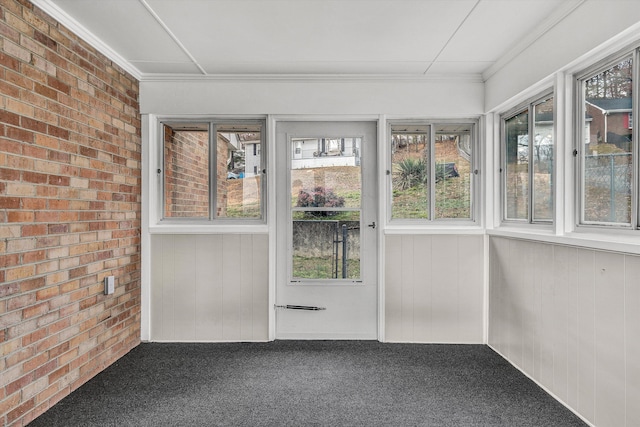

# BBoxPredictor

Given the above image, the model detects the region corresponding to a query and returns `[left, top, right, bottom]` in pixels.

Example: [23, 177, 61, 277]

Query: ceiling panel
[51, 0, 193, 64]
[437, 0, 567, 62]
[146, 0, 477, 72]
[42, 0, 573, 78]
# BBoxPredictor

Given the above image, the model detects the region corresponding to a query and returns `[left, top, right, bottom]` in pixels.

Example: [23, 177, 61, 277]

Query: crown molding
[139, 72, 485, 83]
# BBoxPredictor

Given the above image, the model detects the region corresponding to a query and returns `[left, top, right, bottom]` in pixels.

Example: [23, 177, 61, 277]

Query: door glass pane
[434, 124, 472, 219]
[505, 110, 529, 220]
[163, 123, 209, 218]
[533, 97, 554, 222]
[583, 58, 633, 224]
[390, 126, 430, 219]
[291, 137, 361, 280]
[216, 125, 262, 219]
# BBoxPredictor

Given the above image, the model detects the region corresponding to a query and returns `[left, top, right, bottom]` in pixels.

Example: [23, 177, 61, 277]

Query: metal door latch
[274, 304, 326, 311]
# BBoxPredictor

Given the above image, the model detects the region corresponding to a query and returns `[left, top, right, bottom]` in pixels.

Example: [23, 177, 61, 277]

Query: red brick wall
[163, 128, 209, 218]
[0, 1, 141, 425]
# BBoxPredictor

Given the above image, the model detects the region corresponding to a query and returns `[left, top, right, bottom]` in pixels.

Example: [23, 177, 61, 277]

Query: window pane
[216, 126, 262, 219]
[291, 137, 361, 208]
[583, 59, 633, 224]
[391, 127, 429, 219]
[290, 136, 362, 280]
[434, 125, 473, 219]
[505, 110, 529, 220]
[292, 212, 360, 280]
[163, 124, 209, 218]
[532, 98, 554, 221]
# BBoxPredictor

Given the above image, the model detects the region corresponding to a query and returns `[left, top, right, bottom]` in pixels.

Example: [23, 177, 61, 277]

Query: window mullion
[429, 125, 435, 221]
[633, 48, 640, 229]
[528, 105, 535, 223]
[209, 123, 217, 220]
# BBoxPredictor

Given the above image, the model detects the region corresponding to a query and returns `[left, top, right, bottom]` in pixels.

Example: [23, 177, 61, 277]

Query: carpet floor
[30, 341, 587, 426]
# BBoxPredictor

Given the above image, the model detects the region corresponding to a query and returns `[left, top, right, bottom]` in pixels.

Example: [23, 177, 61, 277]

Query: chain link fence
[584, 153, 632, 222]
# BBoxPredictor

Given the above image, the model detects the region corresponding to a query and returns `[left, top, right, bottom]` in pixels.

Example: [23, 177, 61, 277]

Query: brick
[36, 286, 59, 301]
[0, 283, 21, 299]
[0, 197, 21, 209]
[18, 277, 46, 293]
[23, 302, 49, 319]
[8, 210, 35, 223]
[22, 328, 48, 346]
[7, 397, 35, 423]
[5, 264, 35, 282]
[0, 254, 20, 268]
[21, 224, 47, 237]
[6, 125, 34, 143]
[34, 82, 57, 100]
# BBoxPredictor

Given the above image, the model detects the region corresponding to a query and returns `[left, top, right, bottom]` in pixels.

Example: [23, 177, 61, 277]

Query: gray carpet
[30, 341, 587, 426]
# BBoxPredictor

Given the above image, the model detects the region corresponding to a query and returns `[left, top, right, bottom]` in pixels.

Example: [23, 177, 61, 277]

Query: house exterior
[585, 97, 632, 150]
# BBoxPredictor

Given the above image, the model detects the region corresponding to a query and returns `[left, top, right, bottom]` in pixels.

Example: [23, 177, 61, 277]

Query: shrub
[393, 158, 427, 190]
[297, 186, 345, 216]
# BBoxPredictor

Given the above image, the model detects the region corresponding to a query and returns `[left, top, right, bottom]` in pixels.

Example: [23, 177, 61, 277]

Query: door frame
[267, 115, 386, 341]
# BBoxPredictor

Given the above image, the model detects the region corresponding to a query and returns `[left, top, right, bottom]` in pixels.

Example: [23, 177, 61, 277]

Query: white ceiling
[33, 0, 584, 80]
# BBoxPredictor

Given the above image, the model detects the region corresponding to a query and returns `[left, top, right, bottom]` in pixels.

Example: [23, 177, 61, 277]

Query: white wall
[140, 78, 483, 116]
[489, 236, 640, 427]
[142, 76, 485, 343]
[150, 234, 269, 341]
[385, 234, 484, 343]
[485, 0, 640, 111]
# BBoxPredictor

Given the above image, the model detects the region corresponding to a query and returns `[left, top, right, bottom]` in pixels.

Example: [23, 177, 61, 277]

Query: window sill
[149, 223, 269, 234]
[385, 223, 484, 235]
[488, 227, 640, 255]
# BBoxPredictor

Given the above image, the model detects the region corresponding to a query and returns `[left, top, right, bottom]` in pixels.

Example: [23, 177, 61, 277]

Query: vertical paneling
[194, 235, 223, 340]
[565, 247, 580, 410]
[160, 235, 176, 340]
[150, 234, 269, 341]
[431, 235, 460, 342]
[488, 237, 507, 354]
[252, 235, 269, 338]
[576, 248, 596, 425]
[413, 235, 432, 342]
[489, 236, 640, 427]
[536, 241, 555, 388]
[384, 234, 484, 343]
[625, 255, 640, 427]
[384, 235, 403, 339]
[174, 235, 197, 339]
[594, 251, 625, 427]
[552, 245, 572, 402]
[400, 236, 415, 340]
[458, 235, 483, 342]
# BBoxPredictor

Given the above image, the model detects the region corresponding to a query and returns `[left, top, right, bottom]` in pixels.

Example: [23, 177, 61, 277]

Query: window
[502, 95, 554, 223]
[389, 121, 476, 222]
[161, 120, 264, 221]
[578, 56, 634, 226]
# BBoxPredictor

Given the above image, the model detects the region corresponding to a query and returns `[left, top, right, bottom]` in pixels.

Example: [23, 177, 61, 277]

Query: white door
[275, 121, 378, 339]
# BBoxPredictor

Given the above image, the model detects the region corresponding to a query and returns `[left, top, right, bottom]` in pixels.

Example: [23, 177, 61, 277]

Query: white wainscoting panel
[384, 234, 484, 343]
[489, 236, 640, 427]
[150, 234, 269, 341]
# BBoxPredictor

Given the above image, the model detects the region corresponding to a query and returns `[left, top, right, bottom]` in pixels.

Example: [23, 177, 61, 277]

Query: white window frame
[574, 49, 638, 230]
[386, 119, 480, 226]
[500, 92, 555, 225]
[155, 117, 267, 227]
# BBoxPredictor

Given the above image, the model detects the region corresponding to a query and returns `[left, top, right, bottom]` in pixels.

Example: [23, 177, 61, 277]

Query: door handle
[368, 222, 376, 229]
